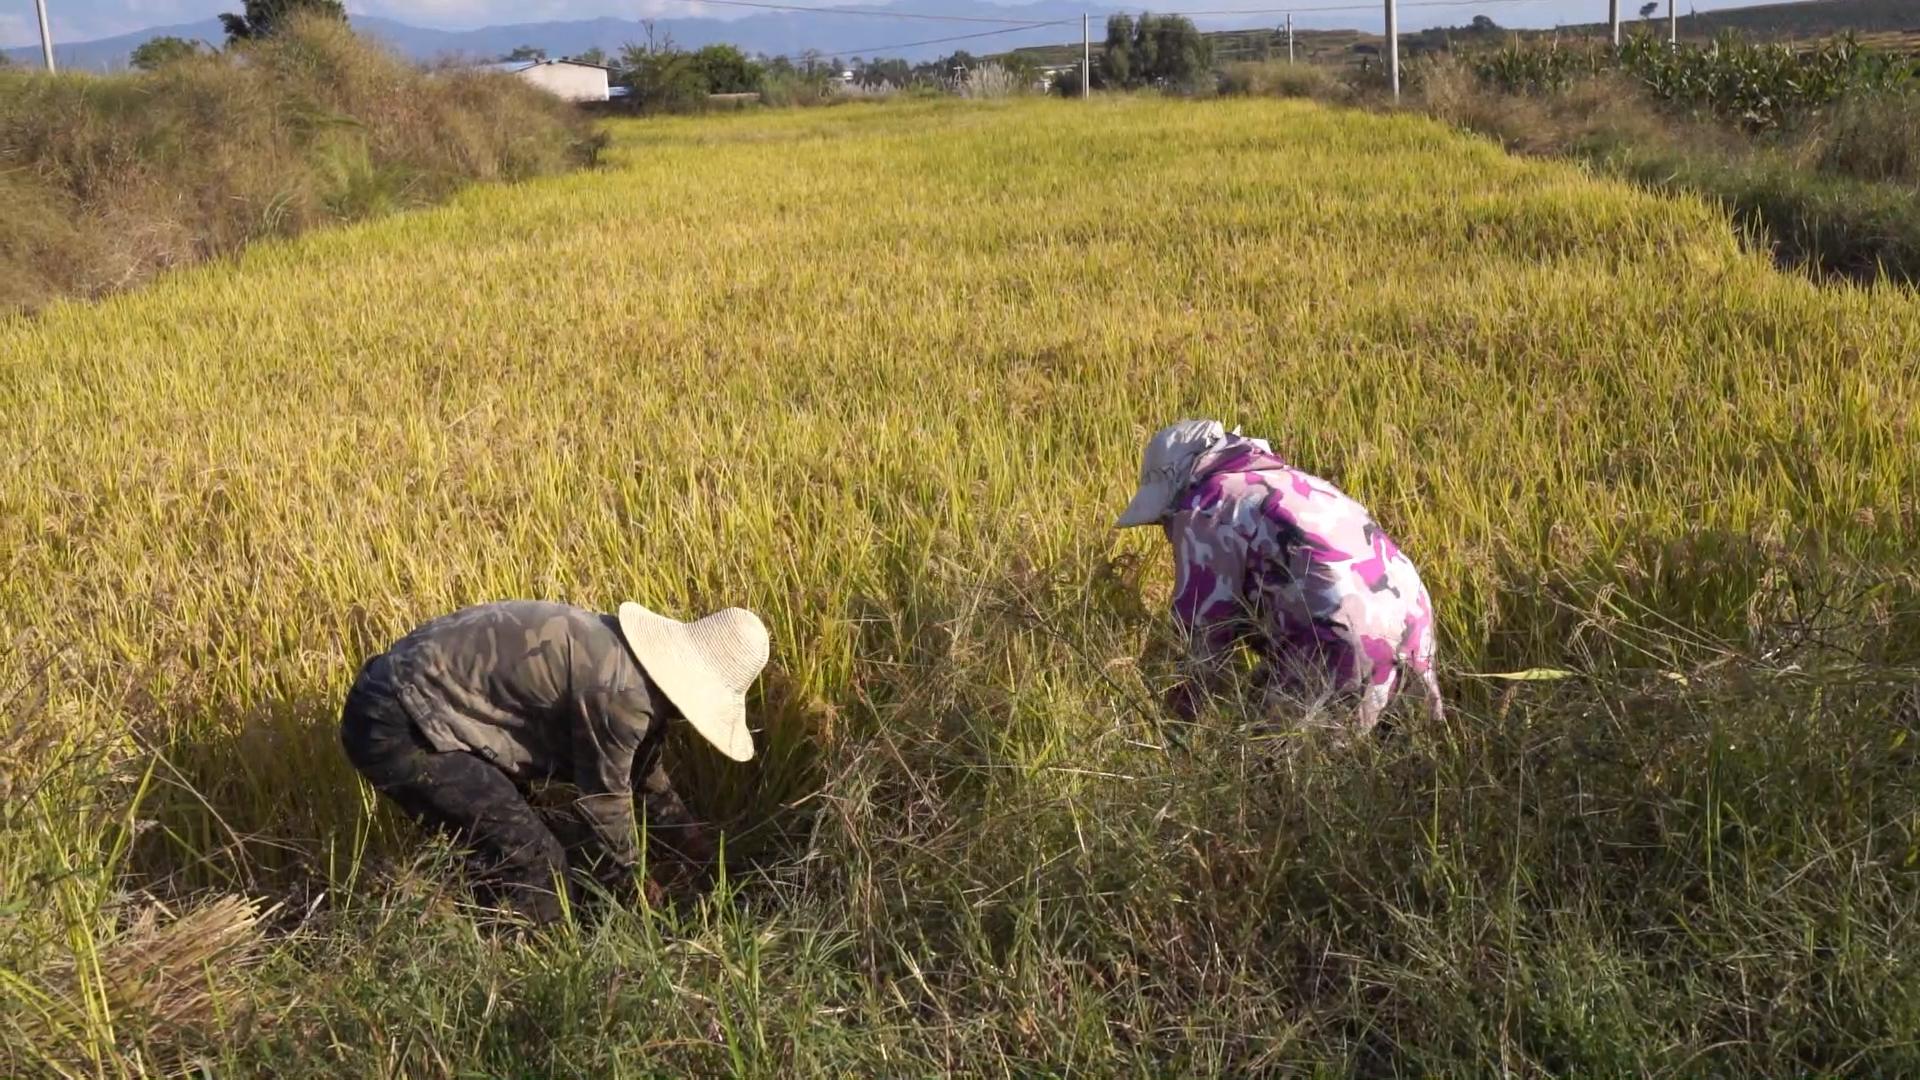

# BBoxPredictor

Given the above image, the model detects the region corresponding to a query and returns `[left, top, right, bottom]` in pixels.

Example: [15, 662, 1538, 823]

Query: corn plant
[1616, 31, 1918, 128]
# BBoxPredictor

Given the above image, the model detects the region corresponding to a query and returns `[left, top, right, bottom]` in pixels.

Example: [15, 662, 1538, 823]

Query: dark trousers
[340, 667, 574, 925]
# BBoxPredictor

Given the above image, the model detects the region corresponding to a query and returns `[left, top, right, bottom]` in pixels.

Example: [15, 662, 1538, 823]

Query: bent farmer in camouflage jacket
[1116, 420, 1444, 737]
[340, 599, 770, 925]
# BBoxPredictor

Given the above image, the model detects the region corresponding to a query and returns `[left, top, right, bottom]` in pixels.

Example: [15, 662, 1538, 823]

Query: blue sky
[2, 0, 1779, 52]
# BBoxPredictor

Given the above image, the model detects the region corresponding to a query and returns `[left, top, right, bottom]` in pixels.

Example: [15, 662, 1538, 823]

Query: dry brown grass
[1218, 59, 1344, 100]
[0, 16, 601, 318]
[1408, 58, 1685, 157]
[9, 895, 273, 1077]
[1806, 85, 1920, 185]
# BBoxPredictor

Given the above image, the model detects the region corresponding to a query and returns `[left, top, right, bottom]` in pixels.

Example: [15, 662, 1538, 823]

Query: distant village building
[482, 58, 612, 103]
[1037, 64, 1077, 91]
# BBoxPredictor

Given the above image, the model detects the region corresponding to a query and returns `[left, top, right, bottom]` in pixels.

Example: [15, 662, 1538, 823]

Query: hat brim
[1114, 477, 1177, 529]
[616, 602, 756, 762]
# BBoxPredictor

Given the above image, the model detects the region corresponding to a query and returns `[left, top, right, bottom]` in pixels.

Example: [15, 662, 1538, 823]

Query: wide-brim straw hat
[616, 602, 770, 762]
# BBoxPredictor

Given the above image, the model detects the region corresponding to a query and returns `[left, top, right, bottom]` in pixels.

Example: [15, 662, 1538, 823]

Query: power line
[692, 0, 1068, 25]
[762, 19, 1075, 62]
[756, 0, 1561, 66]
[728, 0, 1548, 54]
[1141, 0, 1560, 17]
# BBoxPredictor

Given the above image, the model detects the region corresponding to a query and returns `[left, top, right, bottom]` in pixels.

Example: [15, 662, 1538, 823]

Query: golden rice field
[3, 97, 1919, 1076]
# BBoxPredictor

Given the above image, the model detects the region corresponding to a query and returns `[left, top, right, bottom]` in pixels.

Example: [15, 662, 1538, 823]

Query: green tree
[998, 51, 1042, 89]
[1102, 14, 1134, 86]
[1130, 15, 1160, 81]
[617, 24, 706, 112]
[130, 35, 206, 70]
[1140, 13, 1210, 89]
[1098, 12, 1210, 91]
[914, 49, 978, 83]
[1052, 62, 1101, 95]
[856, 56, 910, 87]
[1639, 2, 1658, 19]
[794, 49, 840, 77]
[573, 46, 608, 66]
[504, 44, 547, 62]
[689, 44, 762, 93]
[219, 0, 347, 42]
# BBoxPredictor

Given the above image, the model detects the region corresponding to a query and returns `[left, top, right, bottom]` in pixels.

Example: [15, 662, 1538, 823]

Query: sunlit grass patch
[2, 96, 1918, 1074]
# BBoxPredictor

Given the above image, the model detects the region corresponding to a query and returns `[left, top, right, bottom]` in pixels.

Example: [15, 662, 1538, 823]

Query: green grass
[2, 97, 1919, 1075]
[1243, 39, 1920, 285]
[1603, 141, 1920, 281]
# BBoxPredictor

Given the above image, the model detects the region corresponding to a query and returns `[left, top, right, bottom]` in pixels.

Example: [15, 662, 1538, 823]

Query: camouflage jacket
[364, 600, 694, 869]
[1165, 437, 1438, 713]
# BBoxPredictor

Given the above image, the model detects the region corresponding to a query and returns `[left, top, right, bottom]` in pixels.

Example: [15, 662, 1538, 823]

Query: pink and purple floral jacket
[1164, 438, 1442, 728]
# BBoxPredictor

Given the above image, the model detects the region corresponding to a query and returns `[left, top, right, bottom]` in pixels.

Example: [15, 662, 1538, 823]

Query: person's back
[1116, 420, 1443, 733]
[369, 600, 645, 779]
[340, 597, 770, 925]
[1175, 446, 1438, 714]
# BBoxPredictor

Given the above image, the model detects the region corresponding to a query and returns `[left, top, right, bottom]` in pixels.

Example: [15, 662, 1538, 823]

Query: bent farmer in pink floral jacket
[1116, 419, 1444, 735]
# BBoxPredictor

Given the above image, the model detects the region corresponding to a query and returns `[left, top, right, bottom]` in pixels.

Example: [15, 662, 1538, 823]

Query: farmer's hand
[667, 819, 718, 869]
[655, 828, 721, 904]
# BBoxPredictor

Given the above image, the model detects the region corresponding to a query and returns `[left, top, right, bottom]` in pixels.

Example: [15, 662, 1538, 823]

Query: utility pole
[1286, 13, 1294, 63]
[1608, 0, 1620, 46]
[1383, 0, 1398, 100]
[1667, 0, 1677, 43]
[1081, 13, 1090, 99]
[35, 0, 56, 73]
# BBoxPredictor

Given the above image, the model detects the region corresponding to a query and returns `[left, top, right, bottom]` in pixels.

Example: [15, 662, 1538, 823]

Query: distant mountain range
[6, 0, 1910, 72]
[4, 3, 1128, 71]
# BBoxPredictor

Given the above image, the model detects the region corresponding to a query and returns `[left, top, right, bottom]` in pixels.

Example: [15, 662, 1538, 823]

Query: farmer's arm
[569, 685, 650, 879]
[631, 738, 718, 889]
[1164, 511, 1251, 719]
[632, 736, 714, 863]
